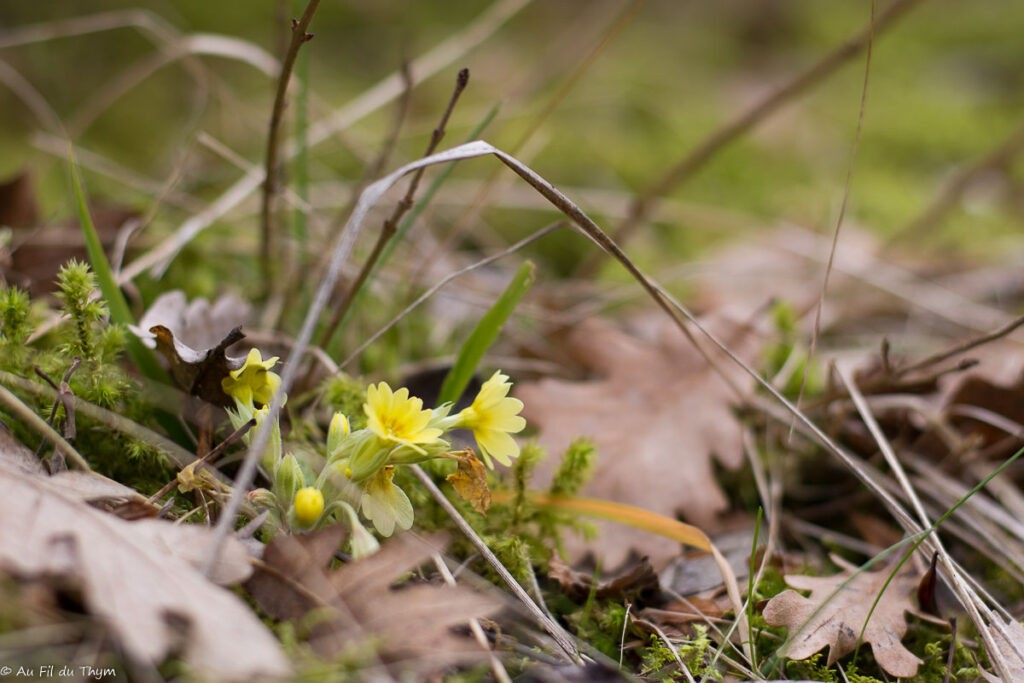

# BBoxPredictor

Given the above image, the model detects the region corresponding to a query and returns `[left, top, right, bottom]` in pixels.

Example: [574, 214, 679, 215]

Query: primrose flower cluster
[221, 350, 526, 556]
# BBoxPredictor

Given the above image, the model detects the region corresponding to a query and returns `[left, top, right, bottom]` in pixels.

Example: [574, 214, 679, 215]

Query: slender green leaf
[439, 260, 535, 405]
[67, 148, 167, 383]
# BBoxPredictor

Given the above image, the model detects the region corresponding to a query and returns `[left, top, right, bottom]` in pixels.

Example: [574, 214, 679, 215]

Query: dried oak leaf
[151, 324, 246, 407]
[0, 460, 289, 679]
[446, 449, 492, 514]
[0, 425, 158, 518]
[762, 561, 922, 678]
[247, 530, 501, 671]
[518, 314, 762, 567]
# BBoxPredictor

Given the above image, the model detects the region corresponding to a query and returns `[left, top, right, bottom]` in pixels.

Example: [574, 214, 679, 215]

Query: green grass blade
[439, 259, 534, 405]
[67, 148, 168, 383]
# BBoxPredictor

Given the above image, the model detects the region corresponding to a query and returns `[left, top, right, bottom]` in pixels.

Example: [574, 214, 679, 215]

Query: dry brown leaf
[446, 449, 492, 514]
[518, 314, 762, 567]
[762, 561, 922, 678]
[0, 424, 47, 476]
[548, 556, 659, 604]
[0, 459, 288, 679]
[0, 426, 159, 517]
[150, 325, 247, 407]
[247, 531, 501, 672]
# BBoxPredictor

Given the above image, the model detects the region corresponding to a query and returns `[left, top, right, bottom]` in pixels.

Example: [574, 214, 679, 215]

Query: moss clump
[320, 373, 368, 431]
[0, 262, 169, 489]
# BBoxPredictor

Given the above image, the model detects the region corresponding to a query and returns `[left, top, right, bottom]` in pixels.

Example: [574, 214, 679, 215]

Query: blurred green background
[0, 0, 1022, 297]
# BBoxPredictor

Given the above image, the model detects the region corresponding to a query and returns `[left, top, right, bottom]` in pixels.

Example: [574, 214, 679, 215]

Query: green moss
[0, 262, 170, 489]
[784, 653, 838, 682]
[639, 635, 685, 681]
[910, 630, 982, 682]
[549, 437, 596, 497]
[320, 373, 369, 431]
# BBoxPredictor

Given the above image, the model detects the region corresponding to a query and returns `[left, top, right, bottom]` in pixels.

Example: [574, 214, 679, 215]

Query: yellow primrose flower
[222, 348, 282, 407]
[458, 371, 526, 468]
[293, 486, 324, 528]
[364, 382, 442, 452]
[359, 466, 413, 536]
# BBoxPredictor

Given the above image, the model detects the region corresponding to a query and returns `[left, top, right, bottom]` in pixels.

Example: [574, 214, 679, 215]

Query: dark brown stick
[260, 0, 322, 294]
[315, 68, 470, 353]
[896, 313, 1024, 378]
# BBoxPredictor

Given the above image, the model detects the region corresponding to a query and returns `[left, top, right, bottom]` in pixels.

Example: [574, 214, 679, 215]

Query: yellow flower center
[364, 382, 442, 446]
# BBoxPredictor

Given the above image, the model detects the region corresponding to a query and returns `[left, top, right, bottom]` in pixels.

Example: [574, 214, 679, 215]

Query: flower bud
[273, 453, 304, 505]
[339, 502, 379, 559]
[292, 486, 324, 529]
[254, 406, 283, 473]
[246, 487, 277, 509]
[327, 412, 350, 455]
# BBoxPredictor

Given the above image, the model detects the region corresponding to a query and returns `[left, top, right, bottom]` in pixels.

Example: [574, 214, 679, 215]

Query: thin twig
[412, 464, 582, 664]
[316, 67, 470, 353]
[579, 0, 925, 274]
[895, 312, 1024, 378]
[260, 0, 322, 292]
[793, 0, 877, 440]
[35, 358, 81, 439]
